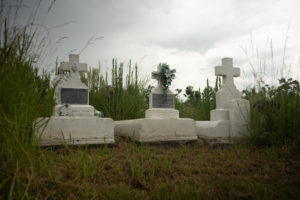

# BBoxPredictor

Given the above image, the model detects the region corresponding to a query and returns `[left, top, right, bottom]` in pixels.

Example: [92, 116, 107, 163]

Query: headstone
[196, 57, 250, 144]
[146, 65, 178, 118]
[53, 54, 92, 116]
[34, 54, 115, 146]
[115, 64, 197, 143]
[58, 54, 88, 74]
[149, 65, 175, 109]
[215, 58, 241, 109]
[54, 54, 89, 107]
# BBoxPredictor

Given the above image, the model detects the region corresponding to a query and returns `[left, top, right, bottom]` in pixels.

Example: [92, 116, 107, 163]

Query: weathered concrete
[115, 118, 197, 143]
[35, 116, 114, 146]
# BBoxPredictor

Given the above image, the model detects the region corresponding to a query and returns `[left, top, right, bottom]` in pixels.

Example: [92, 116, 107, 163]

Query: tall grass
[0, 1, 55, 199]
[240, 34, 300, 149]
[244, 78, 300, 149]
[81, 59, 149, 120]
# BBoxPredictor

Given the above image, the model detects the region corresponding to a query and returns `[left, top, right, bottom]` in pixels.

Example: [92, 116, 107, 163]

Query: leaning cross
[58, 54, 88, 74]
[214, 57, 240, 88]
[151, 65, 162, 89]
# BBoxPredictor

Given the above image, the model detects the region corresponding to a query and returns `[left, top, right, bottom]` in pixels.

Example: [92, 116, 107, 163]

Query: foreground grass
[2, 138, 299, 199]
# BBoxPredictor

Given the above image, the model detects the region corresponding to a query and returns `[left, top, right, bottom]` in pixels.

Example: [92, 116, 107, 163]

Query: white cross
[215, 57, 240, 87]
[58, 54, 88, 74]
[152, 65, 162, 88]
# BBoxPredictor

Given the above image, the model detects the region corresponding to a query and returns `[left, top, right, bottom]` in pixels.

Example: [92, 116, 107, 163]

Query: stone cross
[151, 65, 162, 89]
[214, 57, 240, 88]
[58, 54, 88, 74]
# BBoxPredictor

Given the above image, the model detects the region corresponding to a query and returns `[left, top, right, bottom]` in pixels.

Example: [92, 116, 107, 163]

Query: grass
[1, 137, 300, 199]
[81, 59, 149, 120]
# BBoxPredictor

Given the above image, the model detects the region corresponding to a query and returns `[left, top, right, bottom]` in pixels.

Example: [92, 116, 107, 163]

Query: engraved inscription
[152, 94, 174, 108]
[61, 88, 88, 104]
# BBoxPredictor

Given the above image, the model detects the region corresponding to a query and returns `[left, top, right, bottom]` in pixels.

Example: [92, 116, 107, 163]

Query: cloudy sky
[9, 0, 300, 94]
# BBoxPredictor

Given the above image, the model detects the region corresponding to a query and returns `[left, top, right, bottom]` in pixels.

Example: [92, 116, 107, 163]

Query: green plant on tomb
[159, 63, 176, 95]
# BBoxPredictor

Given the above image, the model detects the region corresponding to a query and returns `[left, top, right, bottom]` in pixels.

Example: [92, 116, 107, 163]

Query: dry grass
[2, 137, 299, 199]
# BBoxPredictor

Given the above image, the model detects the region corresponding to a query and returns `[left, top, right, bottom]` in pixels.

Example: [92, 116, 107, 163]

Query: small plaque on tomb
[61, 88, 88, 104]
[152, 94, 174, 108]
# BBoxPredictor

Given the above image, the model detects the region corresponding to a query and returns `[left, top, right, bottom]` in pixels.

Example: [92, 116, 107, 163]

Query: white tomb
[115, 65, 197, 143]
[34, 54, 114, 146]
[196, 58, 250, 143]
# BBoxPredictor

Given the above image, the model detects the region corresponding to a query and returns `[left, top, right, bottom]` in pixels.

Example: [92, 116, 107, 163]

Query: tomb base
[115, 118, 197, 143]
[196, 120, 230, 138]
[54, 104, 95, 116]
[34, 116, 114, 146]
[145, 108, 179, 119]
[196, 98, 250, 144]
[196, 120, 232, 144]
[228, 98, 250, 137]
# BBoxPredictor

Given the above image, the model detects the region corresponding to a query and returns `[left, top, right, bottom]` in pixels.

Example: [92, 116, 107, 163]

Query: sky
[6, 0, 300, 95]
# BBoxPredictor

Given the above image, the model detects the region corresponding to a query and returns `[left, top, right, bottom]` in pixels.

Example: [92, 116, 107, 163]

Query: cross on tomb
[58, 54, 88, 74]
[215, 57, 240, 88]
[151, 65, 163, 89]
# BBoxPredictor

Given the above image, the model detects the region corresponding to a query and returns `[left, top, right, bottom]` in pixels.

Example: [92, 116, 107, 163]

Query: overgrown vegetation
[0, 3, 55, 198]
[244, 78, 300, 149]
[81, 59, 149, 120]
[0, 1, 300, 199]
[176, 77, 221, 120]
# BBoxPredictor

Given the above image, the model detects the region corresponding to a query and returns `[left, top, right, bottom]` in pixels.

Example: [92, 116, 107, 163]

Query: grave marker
[115, 63, 197, 143]
[58, 54, 87, 74]
[34, 54, 115, 146]
[196, 57, 250, 143]
[54, 54, 89, 106]
[150, 65, 175, 109]
[215, 58, 241, 109]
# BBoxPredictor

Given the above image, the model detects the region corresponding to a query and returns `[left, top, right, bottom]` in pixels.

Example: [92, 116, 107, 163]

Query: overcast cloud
[9, 0, 300, 94]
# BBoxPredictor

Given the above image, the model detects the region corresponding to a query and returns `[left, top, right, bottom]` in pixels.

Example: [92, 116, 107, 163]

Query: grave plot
[34, 54, 115, 146]
[115, 64, 198, 143]
[196, 57, 250, 144]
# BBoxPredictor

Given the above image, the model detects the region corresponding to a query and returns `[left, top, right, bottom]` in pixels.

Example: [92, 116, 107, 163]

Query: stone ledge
[196, 120, 230, 138]
[115, 118, 197, 143]
[54, 104, 95, 116]
[145, 108, 179, 119]
[34, 116, 115, 146]
[37, 137, 115, 146]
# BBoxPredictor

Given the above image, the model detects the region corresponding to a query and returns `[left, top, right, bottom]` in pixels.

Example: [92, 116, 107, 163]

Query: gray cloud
[9, 0, 300, 91]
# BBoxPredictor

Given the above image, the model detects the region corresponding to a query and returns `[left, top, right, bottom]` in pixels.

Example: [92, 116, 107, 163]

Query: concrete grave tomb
[115, 64, 197, 143]
[196, 58, 250, 143]
[34, 54, 115, 146]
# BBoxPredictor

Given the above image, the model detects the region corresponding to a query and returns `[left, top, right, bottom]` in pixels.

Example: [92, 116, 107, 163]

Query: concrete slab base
[115, 118, 197, 143]
[34, 116, 115, 146]
[228, 98, 250, 137]
[145, 108, 179, 119]
[196, 120, 231, 143]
